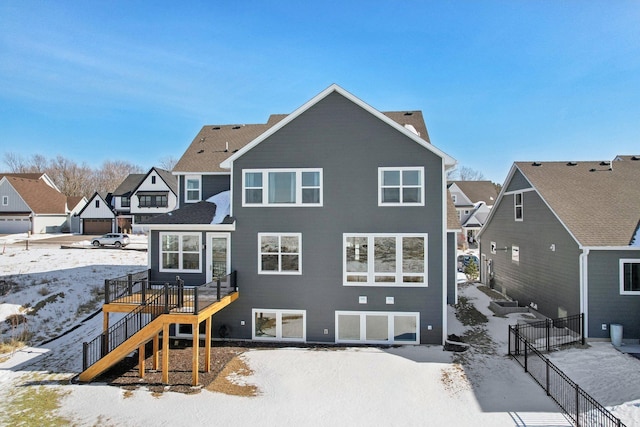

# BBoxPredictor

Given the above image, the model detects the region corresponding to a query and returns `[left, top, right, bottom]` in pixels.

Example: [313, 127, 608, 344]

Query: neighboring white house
[77, 192, 116, 234]
[128, 167, 177, 233]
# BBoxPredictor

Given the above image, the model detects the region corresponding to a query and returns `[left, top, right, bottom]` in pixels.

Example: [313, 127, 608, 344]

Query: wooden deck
[79, 291, 239, 384]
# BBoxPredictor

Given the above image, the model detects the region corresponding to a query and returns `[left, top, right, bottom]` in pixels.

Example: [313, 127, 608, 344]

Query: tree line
[2, 152, 175, 198]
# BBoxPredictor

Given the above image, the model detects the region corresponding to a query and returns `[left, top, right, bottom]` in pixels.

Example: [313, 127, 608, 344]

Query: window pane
[245, 189, 262, 204]
[382, 188, 400, 203]
[261, 255, 279, 271]
[402, 188, 421, 203]
[515, 193, 522, 205]
[182, 235, 199, 252]
[186, 179, 199, 190]
[182, 253, 200, 270]
[302, 188, 320, 204]
[338, 314, 360, 340]
[302, 171, 320, 186]
[366, 315, 388, 341]
[162, 253, 179, 269]
[375, 237, 396, 273]
[281, 255, 299, 271]
[281, 313, 304, 339]
[515, 206, 523, 219]
[255, 312, 277, 338]
[375, 276, 396, 282]
[268, 172, 295, 203]
[403, 237, 424, 273]
[261, 236, 279, 253]
[280, 236, 299, 253]
[346, 237, 368, 273]
[346, 275, 367, 282]
[245, 172, 262, 187]
[162, 235, 179, 251]
[402, 170, 420, 186]
[382, 170, 400, 186]
[624, 263, 640, 292]
[403, 276, 424, 283]
[394, 316, 417, 341]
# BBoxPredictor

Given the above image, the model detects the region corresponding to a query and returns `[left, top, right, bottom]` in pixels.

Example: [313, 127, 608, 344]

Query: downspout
[441, 158, 449, 346]
[579, 248, 590, 338]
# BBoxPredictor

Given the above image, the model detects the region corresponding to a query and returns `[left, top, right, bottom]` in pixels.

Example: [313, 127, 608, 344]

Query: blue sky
[1, 1, 639, 183]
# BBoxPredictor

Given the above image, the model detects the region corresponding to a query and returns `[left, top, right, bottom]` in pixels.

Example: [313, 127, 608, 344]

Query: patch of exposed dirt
[206, 354, 257, 396]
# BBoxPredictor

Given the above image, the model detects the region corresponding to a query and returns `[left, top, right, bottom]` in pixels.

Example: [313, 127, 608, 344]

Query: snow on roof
[632, 223, 640, 246]
[207, 190, 230, 224]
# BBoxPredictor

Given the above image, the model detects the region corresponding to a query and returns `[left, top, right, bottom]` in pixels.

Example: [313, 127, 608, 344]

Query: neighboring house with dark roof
[0, 173, 69, 234]
[78, 192, 116, 234]
[111, 173, 145, 233]
[477, 157, 640, 341]
[448, 180, 498, 248]
[126, 167, 177, 233]
[145, 84, 458, 345]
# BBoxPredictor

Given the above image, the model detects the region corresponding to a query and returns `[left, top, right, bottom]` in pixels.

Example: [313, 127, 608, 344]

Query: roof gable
[133, 167, 178, 195]
[220, 84, 456, 169]
[3, 176, 67, 214]
[450, 181, 498, 206]
[78, 192, 115, 217]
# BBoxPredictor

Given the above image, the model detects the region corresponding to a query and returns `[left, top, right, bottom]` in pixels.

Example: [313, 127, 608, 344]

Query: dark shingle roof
[515, 158, 640, 247]
[112, 174, 145, 196]
[139, 201, 233, 225]
[173, 111, 431, 174]
[153, 168, 178, 195]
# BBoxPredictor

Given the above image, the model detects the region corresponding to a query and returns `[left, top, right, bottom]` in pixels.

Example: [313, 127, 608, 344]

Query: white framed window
[335, 311, 419, 344]
[378, 167, 424, 206]
[253, 309, 306, 341]
[159, 232, 201, 272]
[514, 192, 523, 221]
[343, 233, 428, 286]
[620, 259, 640, 295]
[258, 233, 302, 274]
[243, 168, 322, 206]
[1, 196, 7, 206]
[185, 176, 201, 203]
[512, 245, 520, 264]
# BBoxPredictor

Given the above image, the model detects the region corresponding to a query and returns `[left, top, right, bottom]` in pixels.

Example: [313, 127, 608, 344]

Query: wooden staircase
[79, 273, 238, 384]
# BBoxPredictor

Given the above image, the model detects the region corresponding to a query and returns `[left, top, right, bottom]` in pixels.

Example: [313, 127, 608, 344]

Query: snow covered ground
[0, 243, 638, 426]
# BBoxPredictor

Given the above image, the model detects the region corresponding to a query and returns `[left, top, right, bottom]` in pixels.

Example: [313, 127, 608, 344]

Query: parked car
[91, 233, 130, 248]
[457, 254, 479, 272]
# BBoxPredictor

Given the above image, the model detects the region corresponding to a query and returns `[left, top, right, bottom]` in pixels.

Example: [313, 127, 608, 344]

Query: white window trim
[514, 192, 523, 221]
[512, 245, 520, 264]
[1, 196, 7, 206]
[242, 168, 323, 207]
[451, 194, 457, 203]
[258, 233, 302, 275]
[159, 232, 202, 273]
[620, 259, 640, 295]
[184, 175, 201, 203]
[378, 167, 425, 207]
[252, 308, 306, 342]
[335, 311, 420, 344]
[343, 233, 428, 287]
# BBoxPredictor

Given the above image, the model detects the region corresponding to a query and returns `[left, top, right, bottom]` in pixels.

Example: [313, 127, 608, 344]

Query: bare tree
[93, 160, 144, 195]
[448, 166, 486, 181]
[47, 156, 94, 197]
[3, 152, 28, 173]
[158, 155, 178, 171]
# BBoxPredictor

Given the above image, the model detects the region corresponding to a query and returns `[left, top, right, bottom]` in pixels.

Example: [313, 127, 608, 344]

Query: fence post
[141, 279, 147, 303]
[82, 342, 88, 372]
[178, 278, 184, 308]
[545, 359, 550, 396]
[515, 324, 520, 356]
[217, 277, 221, 301]
[508, 326, 512, 356]
[580, 313, 585, 346]
[546, 318, 551, 352]
[524, 342, 528, 373]
[127, 274, 133, 296]
[104, 279, 110, 304]
[193, 287, 199, 314]
[164, 283, 169, 314]
[576, 384, 580, 427]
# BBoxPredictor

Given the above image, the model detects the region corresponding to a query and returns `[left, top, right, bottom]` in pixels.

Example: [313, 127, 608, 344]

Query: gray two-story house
[146, 84, 457, 345]
[478, 157, 640, 340]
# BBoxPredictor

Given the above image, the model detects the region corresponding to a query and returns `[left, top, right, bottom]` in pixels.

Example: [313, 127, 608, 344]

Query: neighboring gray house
[0, 173, 69, 234]
[477, 157, 640, 340]
[78, 192, 116, 234]
[145, 84, 458, 345]
[448, 180, 497, 248]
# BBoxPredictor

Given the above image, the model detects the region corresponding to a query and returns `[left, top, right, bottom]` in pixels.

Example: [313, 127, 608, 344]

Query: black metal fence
[104, 269, 150, 304]
[82, 271, 238, 371]
[509, 313, 585, 353]
[509, 317, 626, 427]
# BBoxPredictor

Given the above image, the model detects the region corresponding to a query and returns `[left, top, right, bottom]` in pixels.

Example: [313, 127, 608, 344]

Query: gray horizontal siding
[505, 169, 532, 192]
[587, 250, 640, 339]
[480, 188, 581, 319]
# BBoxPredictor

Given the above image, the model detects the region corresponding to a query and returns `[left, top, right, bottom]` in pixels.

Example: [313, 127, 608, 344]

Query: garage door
[0, 216, 31, 234]
[83, 219, 112, 234]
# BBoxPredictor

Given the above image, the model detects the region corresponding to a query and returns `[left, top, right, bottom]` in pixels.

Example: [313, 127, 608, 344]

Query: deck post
[138, 344, 145, 378]
[164, 283, 170, 314]
[152, 333, 159, 370]
[127, 274, 133, 296]
[162, 323, 169, 384]
[141, 279, 146, 303]
[104, 279, 110, 304]
[205, 316, 212, 373]
[217, 277, 221, 301]
[192, 321, 199, 386]
[194, 287, 199, 314]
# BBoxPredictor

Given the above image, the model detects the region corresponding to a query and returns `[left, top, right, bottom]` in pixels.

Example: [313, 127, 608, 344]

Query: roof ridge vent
[403, 112, 413, 116]
[532, 162, 542, 166]
[212, 126, 221, 130]
[632, 156, 640, 161]
[567, 161, 577, 166]
[600, 161, 611, 166]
